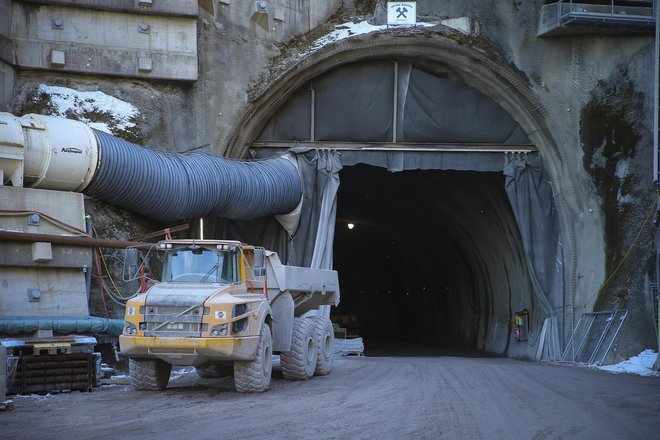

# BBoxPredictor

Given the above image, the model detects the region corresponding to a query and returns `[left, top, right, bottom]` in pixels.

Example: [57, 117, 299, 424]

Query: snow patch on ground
[169, 366, 195, 381]
[36, 84, 139, 133]
[308, 20, 436, 54]
[597, 349, 658, 376]
[13, 393, 57, 401]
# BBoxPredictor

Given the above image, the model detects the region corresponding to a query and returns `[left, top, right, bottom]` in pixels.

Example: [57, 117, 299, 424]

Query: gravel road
[2, 354, 659, 440]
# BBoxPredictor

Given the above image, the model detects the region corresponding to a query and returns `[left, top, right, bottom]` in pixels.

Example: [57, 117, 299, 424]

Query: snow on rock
[35, 84, 139, 134]
[308, 20, 436, 54]
[597, 349, 658, 377]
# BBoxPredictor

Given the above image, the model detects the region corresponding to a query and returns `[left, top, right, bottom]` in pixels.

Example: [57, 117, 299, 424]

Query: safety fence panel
[561, 309, 628, 366]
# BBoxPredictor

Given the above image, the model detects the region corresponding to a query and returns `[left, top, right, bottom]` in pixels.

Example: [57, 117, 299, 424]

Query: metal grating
[143, 305, 206, 337]
[561, 309, 628, 365]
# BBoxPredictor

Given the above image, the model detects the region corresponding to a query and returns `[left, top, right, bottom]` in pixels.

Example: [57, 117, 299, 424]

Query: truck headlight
[124, 322, 137, 335]
[210, 324, 228, 336]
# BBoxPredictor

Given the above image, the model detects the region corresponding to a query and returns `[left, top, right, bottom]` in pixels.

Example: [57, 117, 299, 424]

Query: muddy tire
[281, 317, 317, 380]
[234, 323, 272, 392]
[195, 363, 233, 379]
[129, 358, 171, 391]
[313, 316, 334, 376]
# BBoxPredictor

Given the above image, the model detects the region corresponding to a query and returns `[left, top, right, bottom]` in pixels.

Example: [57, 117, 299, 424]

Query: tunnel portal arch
[229, 31, 571, 359]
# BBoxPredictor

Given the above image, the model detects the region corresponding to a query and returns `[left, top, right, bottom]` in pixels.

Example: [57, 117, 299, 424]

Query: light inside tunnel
[332, 164, 541, 356]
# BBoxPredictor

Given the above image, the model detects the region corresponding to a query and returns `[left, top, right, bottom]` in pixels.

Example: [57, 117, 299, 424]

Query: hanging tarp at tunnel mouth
[258, 60, 530, 145]
[230, 146, 564, 359]
[242, 58, 565, 360]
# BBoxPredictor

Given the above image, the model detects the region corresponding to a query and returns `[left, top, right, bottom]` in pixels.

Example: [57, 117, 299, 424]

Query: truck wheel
[234, 322, 272, 392]
[313, 316, 334, 376]
[281, 317, 317, 380]
[195, 363, 233, 378]
[129, 358, 171, 391]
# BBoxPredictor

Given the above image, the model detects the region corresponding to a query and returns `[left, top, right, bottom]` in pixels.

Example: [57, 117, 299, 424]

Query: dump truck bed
[265, 251, 339, 316]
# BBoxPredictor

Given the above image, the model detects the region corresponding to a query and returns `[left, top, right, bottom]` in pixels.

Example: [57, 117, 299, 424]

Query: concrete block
[51, 17, 64, 29]
[27, 287, 41, 301]
[138, 0, 152, 5]
[0, 242, 92, 268]
[138, 22, 151, 33]
[0, 186, 86, 234]
[31, 242, 52, 262]
[274, 8, 284, 22]
[27, 213, 40, 226]
[50, 49, 65, 66]
[0, 267, 89, 316]
[219, 0, 231, 4]
[138, 56, 152, 72]
[252, 2, 269, 31]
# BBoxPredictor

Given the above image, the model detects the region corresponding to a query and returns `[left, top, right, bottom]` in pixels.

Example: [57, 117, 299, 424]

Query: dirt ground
[1, 352, 659, 440]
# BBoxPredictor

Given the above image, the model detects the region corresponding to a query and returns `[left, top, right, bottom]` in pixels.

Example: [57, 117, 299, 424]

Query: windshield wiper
[200, 263, 220, 282]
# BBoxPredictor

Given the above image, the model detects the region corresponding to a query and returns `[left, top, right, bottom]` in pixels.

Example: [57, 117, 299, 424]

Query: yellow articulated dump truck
[119, 239, 339, 392]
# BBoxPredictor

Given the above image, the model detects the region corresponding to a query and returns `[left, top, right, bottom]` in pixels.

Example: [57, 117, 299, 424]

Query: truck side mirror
[253, 248, 266, 277]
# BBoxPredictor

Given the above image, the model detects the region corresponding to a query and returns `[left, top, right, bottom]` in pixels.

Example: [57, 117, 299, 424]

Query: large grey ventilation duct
[0, 113, 302, 223]
[85, 130, 302, 222]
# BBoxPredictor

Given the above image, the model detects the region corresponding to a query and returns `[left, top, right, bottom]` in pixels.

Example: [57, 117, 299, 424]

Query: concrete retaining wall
[0, 186, 90, 317]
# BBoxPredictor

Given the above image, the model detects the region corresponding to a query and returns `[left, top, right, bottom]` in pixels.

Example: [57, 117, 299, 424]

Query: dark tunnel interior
[331, 164, 540, 357]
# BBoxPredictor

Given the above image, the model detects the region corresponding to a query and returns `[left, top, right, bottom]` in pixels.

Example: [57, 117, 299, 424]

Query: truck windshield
[162, 248, 236, 283]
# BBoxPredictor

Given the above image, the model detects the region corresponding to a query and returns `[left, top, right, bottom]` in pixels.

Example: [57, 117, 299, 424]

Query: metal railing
[558, 0, 656, 24]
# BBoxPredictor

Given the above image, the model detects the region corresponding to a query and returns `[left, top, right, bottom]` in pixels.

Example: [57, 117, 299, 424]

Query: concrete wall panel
[0, 60, 15, 110]
[0, 186, 85, 233]
[11, 3, 197, 80]
[0, 186, 90, 317]
[0, 267, 88, 316]
[17, 0, 199, 18]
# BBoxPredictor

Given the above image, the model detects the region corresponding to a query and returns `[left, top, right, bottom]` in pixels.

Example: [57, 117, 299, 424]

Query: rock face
[1, 0, 657, 359]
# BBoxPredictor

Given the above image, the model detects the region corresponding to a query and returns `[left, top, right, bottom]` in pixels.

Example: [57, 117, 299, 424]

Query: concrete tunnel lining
[229, 31, 578, 323]
[244, 55, 564, 358]
[333, 165, 543, 356]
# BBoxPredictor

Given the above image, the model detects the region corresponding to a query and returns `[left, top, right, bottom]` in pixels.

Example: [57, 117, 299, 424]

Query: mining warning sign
[387, 2, 417, 25]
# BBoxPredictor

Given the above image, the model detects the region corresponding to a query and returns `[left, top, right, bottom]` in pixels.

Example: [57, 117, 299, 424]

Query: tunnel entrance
[331, 164, 533, 356]
[247, 57, 564, 359]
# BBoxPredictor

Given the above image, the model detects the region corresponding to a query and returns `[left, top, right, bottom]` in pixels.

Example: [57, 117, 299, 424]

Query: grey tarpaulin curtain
[258, 61, 529, 145]
[503, 154, 563, 315]
[504, 153, 563, 360]
[289, 149, 342, 318]
[214, 149, 342, 276]
[289, 148, 342, 271]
